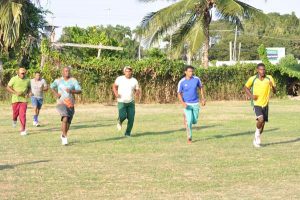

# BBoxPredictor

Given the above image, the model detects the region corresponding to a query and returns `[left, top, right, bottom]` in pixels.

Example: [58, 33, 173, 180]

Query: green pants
[184, 104, 200, 139]
[118, 101, 135, 136]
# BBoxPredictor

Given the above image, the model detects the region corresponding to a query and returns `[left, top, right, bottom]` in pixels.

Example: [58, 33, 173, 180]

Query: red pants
[12, 102, 27, 131]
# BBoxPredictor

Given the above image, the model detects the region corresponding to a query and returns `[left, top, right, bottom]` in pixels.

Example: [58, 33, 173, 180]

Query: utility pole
[104, 8, 111, 25]
[229, 41, 232, 61]
[233, 26, 238, 61]
[238, 42, 241, 61]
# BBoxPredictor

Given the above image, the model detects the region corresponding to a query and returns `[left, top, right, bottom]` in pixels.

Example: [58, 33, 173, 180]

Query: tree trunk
[40, 54, 46, 69]
[202, 34, 209, 68]
[201, 3, 213, 69]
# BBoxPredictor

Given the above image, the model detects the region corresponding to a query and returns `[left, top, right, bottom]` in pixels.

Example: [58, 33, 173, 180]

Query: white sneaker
[61, 135, 68, 145]
[12, 120, 17, 128]
[20, 130, 27, 136]
[117, 122, 122, 131]
[253, 139, 261, 148]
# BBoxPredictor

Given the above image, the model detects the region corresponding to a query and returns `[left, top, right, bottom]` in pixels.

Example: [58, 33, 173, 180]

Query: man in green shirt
[7, 68, 31, 135]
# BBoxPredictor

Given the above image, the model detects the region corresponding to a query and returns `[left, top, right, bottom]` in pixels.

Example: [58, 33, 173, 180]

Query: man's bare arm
[178, 92, 187, 108]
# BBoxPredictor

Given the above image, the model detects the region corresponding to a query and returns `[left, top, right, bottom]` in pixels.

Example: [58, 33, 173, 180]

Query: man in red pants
[7, 68, 31, 135]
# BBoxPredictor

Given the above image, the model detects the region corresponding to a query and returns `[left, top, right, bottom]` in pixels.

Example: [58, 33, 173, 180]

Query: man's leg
[125, 102, 135, 136]
[61, 116, 69, 137]
[11, 103, 20, 123]
[118, 102, 127, 124]
[191, 104, 200, 125]
[35, 99, 43, 123]
[260, 106, 268, 135]
[33, 107, 39, 124]
[19, 103, 28, 132]
[254, 116, 264, 146]
[31, 97, 38, 124]
[184, 106, 193, 142]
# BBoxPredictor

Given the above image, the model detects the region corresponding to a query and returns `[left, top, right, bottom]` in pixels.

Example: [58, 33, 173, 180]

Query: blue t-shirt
[177, 76, 202, 103]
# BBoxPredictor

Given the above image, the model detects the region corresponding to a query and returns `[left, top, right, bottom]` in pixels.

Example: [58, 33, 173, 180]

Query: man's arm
[68, 89, 81, 95]
[43, 82, 49, 91]
[51, 88, 61, 98]
[178, 92, 187, 108]
[6, 85, 22, 96]
[199, 86, 206, 106]
[244, 86, 258, 100]
[270, 81, 276, 94]
[50, 80, 61, 98]
[112, 83, 120, 98]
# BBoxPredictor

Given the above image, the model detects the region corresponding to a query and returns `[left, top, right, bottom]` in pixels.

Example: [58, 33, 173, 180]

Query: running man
[244, 63, 276, 148]
[177, 65, 206, 144]
[7, 68, 31, 135]
[113, 66, 140, 137]
[50, 66, 82, 145]
[30, 71, 48, 127]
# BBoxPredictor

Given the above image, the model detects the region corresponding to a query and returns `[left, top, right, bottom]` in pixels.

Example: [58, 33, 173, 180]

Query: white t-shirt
[30, 78, 47, 98]
[115, 76, 139, 103]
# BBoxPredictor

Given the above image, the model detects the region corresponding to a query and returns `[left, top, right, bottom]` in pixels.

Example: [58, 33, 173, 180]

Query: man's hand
[25, 92, 32, 98]
[65, 88, 71, 94]
[55, 92, 61, 98]
[252, 95, 258, 100]
[201, 98, 206, 106]
[15, 91, 24, 96]
[182, 102, 188, 108]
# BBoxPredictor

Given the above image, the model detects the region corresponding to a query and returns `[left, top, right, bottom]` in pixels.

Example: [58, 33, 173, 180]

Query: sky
[39, 0, 300, 40]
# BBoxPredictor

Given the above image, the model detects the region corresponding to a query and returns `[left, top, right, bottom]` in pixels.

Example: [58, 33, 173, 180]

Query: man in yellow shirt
[244, 63, 276, 147]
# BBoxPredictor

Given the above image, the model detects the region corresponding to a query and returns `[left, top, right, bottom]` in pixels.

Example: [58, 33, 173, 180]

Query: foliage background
[1, 57, 299, 103]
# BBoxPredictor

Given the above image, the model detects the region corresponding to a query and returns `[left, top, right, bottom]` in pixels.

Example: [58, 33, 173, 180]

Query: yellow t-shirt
[245, 75, 275, 107]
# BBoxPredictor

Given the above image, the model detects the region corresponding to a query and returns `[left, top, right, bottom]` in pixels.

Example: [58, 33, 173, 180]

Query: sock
[255, 128, 260, 135]
[33, 115, 38, 122]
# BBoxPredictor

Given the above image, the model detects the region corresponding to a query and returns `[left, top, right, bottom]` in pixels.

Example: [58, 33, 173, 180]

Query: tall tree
[140, 0, 263, 68]
[0, 0, 44, 51]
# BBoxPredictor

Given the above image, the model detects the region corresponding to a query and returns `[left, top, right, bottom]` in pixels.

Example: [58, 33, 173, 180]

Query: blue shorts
[31, 97, 43, 109]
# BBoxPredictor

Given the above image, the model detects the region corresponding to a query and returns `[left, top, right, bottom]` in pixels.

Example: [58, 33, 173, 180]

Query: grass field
[0, 100, 299, 200]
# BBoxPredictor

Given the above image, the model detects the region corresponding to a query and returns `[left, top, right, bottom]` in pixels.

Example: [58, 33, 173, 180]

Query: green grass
[0, 100, 299, 199]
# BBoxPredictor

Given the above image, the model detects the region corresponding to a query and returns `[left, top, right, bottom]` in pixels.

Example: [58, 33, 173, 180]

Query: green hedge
[1, 58, 299, 103]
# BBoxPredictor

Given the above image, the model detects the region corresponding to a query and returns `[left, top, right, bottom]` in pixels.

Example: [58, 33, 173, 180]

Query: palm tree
[133, 26, 144, 60]
[0, 0, 41, 50]
[140, 0, 264, 68]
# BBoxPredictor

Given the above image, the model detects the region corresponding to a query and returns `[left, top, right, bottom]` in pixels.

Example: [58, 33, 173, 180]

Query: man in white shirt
[113, 66, 140, 136]
[30, 71, 48, 126]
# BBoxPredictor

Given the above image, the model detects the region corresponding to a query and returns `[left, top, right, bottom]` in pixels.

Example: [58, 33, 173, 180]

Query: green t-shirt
[8, 75, 31, 103]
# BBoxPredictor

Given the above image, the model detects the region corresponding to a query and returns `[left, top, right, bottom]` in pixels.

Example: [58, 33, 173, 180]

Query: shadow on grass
[193, 128, 280, 142]
[71, 125, 220, 145]
[262, 137, 300, 147]
[132, 125, 219, 138]
[30, 122, 114, 134]
[0, 160, 50, 171]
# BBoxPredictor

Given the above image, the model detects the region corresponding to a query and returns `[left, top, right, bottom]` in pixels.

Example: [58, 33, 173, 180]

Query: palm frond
[171, 16, 205, 58]
[140, 0, 199, 41]
[215, 0, 264, 30]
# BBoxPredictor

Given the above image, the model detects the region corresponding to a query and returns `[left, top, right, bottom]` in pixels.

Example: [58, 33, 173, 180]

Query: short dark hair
[257, 63, 265, 68]
[184, 65, 195, 71]
[35, 71, 41, 74]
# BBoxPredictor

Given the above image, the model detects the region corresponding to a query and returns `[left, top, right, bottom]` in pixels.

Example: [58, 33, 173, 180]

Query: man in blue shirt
[177, 65, 206, 144]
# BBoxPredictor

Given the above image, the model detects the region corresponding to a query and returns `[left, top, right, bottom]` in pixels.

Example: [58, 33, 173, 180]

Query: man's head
[62, 66, 71, 78]
[256, 63, 266, 77]
[18, 68, 27, 79]
[35, 71, 41, 80]
[123, 66, 133, 78]
[184, 65, 195, 78]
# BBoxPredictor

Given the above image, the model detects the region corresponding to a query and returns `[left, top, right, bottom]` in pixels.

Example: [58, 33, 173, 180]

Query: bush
[1, 58, 299, 103]
[279, 54, 300, 71]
